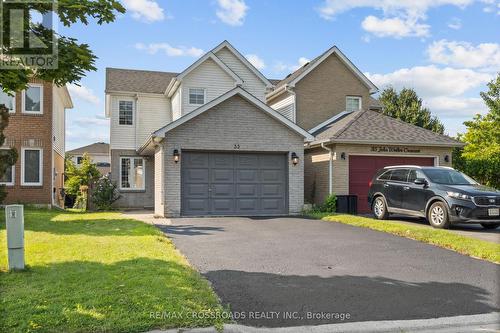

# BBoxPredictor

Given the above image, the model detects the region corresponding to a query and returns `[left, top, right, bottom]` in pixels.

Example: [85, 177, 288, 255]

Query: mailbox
[5, 205, 25, 270]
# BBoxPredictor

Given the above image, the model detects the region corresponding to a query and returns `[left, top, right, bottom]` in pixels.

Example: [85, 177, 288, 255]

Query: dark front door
[181, 151, 288, 216]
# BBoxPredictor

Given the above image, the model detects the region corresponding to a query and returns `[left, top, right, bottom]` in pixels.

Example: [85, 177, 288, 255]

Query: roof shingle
[313, 110, 463, 147]
[67, 142, 110, 155]
[105, 68, 177, 94]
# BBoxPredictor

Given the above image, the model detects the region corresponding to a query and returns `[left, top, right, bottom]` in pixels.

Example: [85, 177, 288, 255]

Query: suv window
[390, 169, 409, 182]
[408, 169, 426, 183]
[378, 170, 392, 180]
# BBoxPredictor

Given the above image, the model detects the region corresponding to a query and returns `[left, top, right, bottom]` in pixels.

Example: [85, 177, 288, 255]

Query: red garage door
[349, 155, 435, 213]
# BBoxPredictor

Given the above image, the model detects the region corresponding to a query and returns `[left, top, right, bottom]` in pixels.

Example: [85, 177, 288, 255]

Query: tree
[453, 74, 500, 188]
[378, 87, 445, 134]
[65, 153, 101, 197]
[0, 0, 125, 203]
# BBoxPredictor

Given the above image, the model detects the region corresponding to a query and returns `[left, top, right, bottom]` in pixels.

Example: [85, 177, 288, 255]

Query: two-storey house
[1, 81, 73, 208]
[106, 41, 313, 217]
[106, 41, 462, 217]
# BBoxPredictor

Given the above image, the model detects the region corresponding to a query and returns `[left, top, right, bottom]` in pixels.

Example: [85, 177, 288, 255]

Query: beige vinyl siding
[52, 87, 66, 156]
[154, 145, 164, 216]
[172, 87, 182, 121]
[136, 95, 171, 149]
[269, 93, 295, 122]
[215, 47, 267, 101]
[181, 58, 236, 115]
[109, 95, 136, 150]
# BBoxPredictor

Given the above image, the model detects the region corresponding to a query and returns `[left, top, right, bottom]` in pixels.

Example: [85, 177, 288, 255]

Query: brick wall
[161, 95, 305, 217]
[2, 80, 54, 205]
[295, 53, 371, 130]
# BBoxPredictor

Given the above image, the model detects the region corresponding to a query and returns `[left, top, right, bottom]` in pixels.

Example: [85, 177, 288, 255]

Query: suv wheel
[373, 196, 389, 220]
[428, 202, 451, 229]
[481, 223, 500, 230]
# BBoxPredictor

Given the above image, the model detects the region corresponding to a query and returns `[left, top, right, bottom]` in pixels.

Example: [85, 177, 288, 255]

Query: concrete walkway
[149, 312, 500, 332]
[121, 210, 172, 226]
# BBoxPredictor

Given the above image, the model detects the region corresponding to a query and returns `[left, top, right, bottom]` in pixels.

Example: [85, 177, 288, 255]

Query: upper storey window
[23, 84, 43, 114]
[189, 88, 205, 105]
[119, 100, 134, 125]
[0, 89, 15, 113]
[346, 96, 362, 112]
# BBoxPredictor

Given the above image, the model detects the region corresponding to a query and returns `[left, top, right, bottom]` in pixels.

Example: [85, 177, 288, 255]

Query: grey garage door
[181, 151, 288, 216]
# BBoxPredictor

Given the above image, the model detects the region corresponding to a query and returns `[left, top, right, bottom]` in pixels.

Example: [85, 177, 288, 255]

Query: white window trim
[21, 147, 43, 186]
[118, 100, 135, 126]
[0, 148, 15, 186]
[9, 92, 16, 113]
[188, 87, 206, 106]
[346, 96, 362, 112]
[22, 84, 44, 115]
[119, 157, 145, 191]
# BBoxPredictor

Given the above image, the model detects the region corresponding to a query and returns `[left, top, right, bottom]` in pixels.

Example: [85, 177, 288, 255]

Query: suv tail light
[368, 180, 373, 187]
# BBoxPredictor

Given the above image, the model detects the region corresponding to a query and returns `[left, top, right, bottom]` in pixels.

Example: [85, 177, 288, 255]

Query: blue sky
[62, 0, 500, 150]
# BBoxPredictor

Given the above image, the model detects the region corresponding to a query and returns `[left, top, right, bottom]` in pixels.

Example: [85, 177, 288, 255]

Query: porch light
[444, 155, 450, 163]
[291, 152, 299, 166]
[341, 152, 346, 160]
[173, 149, 180, 163]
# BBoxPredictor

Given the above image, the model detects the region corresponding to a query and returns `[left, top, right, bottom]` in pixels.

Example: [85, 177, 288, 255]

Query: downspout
[320, 142, 333, 195]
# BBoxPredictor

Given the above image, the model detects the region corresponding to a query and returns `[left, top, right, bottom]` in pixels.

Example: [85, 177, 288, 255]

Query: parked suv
[368, 166, 500, 229]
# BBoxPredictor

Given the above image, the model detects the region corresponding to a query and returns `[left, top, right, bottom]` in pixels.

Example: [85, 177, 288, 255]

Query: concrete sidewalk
[150, 312, 500, 333]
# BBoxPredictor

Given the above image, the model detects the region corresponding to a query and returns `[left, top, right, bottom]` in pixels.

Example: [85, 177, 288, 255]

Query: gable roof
[212, 41, 274, 88]
[269, 46, 378, 98]
[67, 142, 110, 155]
[106, 68, 177, 94]
[153, 87, 314, 142]
[312, 110, 464, 147]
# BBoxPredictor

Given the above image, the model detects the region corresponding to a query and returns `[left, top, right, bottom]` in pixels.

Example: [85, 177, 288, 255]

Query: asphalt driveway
[159, 217, 500, 327]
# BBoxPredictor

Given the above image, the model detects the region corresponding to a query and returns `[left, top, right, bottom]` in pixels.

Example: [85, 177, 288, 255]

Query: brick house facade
[1, 80, 73, 207]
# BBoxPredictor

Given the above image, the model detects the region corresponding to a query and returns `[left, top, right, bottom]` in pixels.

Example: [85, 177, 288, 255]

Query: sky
[62, 0, 500, 150]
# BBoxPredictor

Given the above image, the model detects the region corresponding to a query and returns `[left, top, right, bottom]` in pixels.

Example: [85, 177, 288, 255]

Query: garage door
[349, 155, 435, 213]
[182, 152, 288, 216]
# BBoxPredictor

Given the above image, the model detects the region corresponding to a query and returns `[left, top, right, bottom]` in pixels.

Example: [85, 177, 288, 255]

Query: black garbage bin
[336, 195, 358, 214]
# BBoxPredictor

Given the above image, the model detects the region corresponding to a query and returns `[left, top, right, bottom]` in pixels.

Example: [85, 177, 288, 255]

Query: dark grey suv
[367, 166, 500, 229]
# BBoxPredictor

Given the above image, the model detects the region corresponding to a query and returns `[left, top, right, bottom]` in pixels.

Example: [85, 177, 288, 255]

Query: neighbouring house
[105, 41, 462, 217]
[0, 80, 73, 208]
[267, 46, 464, 213]
[67, 142, 111, 175]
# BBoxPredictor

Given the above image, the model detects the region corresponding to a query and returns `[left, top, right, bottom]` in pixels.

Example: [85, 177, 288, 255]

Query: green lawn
[307, 213, 500, 264]
[0, 209, 227, 333]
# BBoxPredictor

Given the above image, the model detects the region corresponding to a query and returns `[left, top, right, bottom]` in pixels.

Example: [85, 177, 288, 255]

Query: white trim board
[21, 147, 43, 186]
[153, 87, 314, 142]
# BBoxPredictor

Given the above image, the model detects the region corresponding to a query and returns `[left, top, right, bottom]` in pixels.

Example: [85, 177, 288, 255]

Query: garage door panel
[182, 152, 287, 216]
[262, 184, 282, 197]
[236, 184, 258, 196]
[237, 169, 258, 182]
[349, 155, 435, 213]
[211, 183, 234, 197]
[212, 168, 234, 182]
[261, 169, 283, 182]
[185, 153, 209, 167]
[184, 183, 209, 197]
[185, 169, 209, 182]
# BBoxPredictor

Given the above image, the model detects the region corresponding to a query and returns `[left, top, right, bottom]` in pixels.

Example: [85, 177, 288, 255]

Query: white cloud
[135, 43, 204, 57]
[427, 40, 500, 69]
[68, 84, 100, 105]
[317, 0, 474, 38]
[425, 96, 487, 117]
[447, 17, 462, 29]
[366, 65, 492, 97]
[122, 0, 165, 22]
[273, 57, 311, 73]
[361, 16, 430, 38]
[216, 0, 248, 26]
[245, 54, 265, 70]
